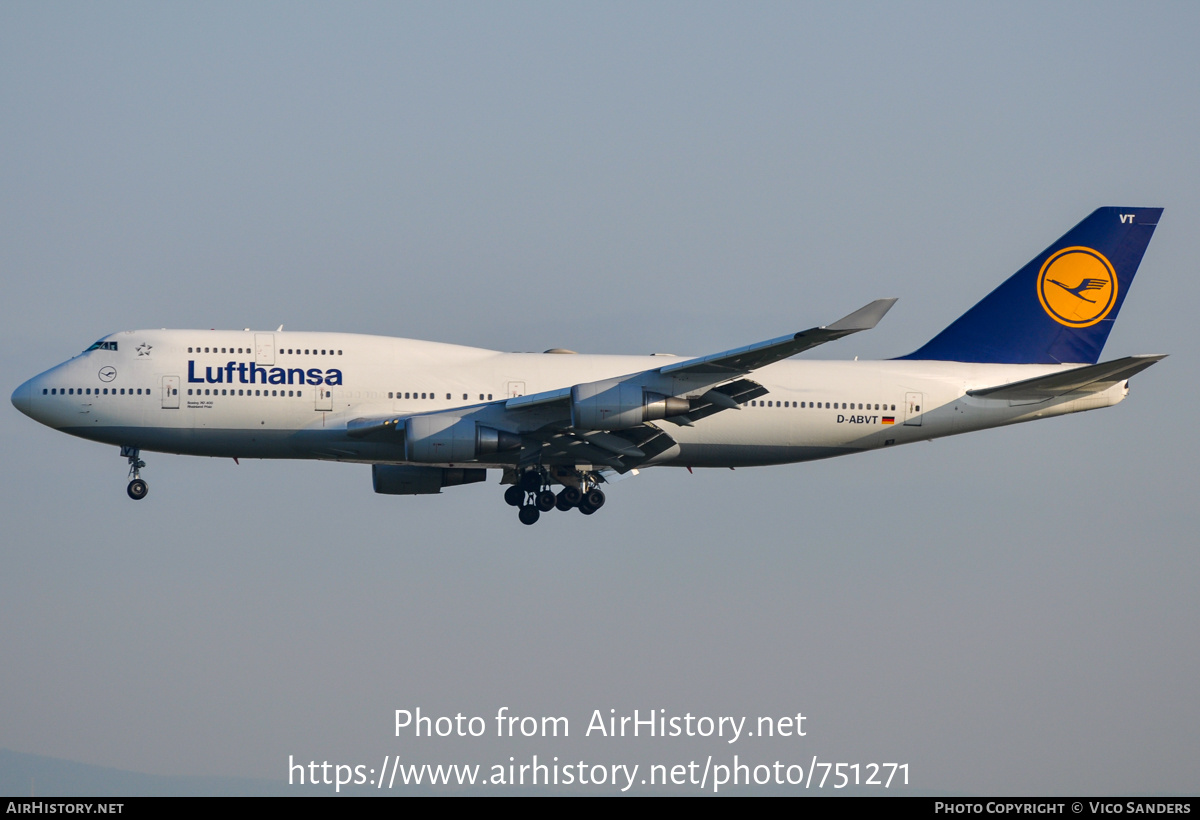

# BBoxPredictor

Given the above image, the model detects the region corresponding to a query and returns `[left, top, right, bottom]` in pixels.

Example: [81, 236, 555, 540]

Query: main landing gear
[122, 446, 148, 500]
[503, 468, 606, 524]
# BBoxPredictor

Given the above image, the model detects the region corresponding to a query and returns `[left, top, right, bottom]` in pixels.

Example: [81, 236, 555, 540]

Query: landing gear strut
[122, 446, 148, 500]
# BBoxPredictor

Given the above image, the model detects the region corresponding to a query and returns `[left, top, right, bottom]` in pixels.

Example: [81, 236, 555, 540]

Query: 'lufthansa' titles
[187, 360, 343, 386]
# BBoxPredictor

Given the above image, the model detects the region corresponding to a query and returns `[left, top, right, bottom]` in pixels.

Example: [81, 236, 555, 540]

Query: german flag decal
[882, 416, 895, 425]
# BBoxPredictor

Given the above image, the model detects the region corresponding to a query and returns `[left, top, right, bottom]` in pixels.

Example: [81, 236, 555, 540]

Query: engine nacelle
[404, 415, 521, 463]
[570, 380, 690, 430]
[372, 465, 487, 495]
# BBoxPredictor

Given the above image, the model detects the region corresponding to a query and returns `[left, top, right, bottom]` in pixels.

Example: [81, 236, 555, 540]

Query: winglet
[825, 298, 898, 332]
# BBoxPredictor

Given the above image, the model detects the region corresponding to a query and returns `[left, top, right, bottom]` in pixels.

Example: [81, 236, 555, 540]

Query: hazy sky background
[2, 2, 1197, 795]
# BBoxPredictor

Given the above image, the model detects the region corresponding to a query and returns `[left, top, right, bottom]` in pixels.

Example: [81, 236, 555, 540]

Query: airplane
[11, 207, 1165, 525]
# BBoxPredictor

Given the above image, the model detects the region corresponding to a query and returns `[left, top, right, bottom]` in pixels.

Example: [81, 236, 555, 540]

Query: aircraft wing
[655, 298, 897, 377]
[966, 354, 1166, 401]
[344, 299, 896, 466]
[505, 298, 897, 414]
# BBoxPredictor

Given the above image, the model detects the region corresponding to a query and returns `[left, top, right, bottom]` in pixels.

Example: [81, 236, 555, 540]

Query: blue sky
[2, 2, 1197, 794]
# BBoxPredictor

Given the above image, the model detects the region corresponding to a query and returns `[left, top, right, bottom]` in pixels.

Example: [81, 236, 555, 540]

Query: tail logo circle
[1037, 246, 1118, 328]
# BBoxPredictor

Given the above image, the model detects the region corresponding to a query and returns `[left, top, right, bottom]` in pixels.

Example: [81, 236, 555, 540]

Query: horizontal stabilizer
[967, 355, 1166, 401]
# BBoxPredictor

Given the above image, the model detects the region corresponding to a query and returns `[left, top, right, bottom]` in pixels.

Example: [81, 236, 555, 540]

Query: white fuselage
[12, 329, 1127, 471]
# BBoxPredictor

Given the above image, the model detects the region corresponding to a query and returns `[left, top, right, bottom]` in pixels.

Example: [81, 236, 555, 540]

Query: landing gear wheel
[123, 446, 147, 500]
[558, 486, 582, 508]
[535, 490, 556, 512]
[583, 488, 606, 510]
[519, 471, 541, 492]
[555, 491, 576, 512]
[504, 485, 524, 507]
[518, 505, 541, 525]
[578, 502, 596, 515]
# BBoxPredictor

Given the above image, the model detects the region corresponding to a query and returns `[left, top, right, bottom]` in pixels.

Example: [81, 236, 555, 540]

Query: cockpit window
[84, 341, 118, 352]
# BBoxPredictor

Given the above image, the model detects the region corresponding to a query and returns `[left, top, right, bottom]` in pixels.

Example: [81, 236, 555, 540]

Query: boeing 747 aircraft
[11, 208, 1164, 524]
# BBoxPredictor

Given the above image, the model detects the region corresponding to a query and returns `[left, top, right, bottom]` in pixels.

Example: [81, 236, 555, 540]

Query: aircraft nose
[11, 379, 34, 419]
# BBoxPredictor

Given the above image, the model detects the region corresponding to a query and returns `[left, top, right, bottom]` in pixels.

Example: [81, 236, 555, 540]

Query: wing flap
[966, 354, 1166, 401]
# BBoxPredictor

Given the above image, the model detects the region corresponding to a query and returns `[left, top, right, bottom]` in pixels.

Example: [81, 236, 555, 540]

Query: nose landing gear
[122, 446, 148, 500]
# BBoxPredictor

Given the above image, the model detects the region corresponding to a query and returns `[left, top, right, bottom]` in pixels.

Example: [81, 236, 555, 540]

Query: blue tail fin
[900, 207, 1161, 364]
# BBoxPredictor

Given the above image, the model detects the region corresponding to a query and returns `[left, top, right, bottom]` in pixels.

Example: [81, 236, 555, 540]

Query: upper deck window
[84, 341, 118, 352]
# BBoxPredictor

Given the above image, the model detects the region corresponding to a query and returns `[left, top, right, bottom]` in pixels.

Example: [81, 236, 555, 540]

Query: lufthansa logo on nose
[1037, 246, 1118, 328]
[98, 366, 117, 382]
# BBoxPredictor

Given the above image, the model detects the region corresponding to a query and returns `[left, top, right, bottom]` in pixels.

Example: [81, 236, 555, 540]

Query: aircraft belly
[668, 443, 857, 467]
[59, 425, 327, 459]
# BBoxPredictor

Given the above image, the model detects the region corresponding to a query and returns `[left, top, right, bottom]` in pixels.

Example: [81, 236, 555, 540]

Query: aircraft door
[903, 392, 923, 426]
[162, 376, 180, 409]
[507, 381, 526, 398]
[315, 387, 333, 411]
[255, 334, 275, 365]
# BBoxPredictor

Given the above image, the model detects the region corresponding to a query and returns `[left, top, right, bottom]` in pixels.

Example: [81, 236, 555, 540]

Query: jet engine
[403, 415, 521, 463]
[570, 380, 690, 430]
